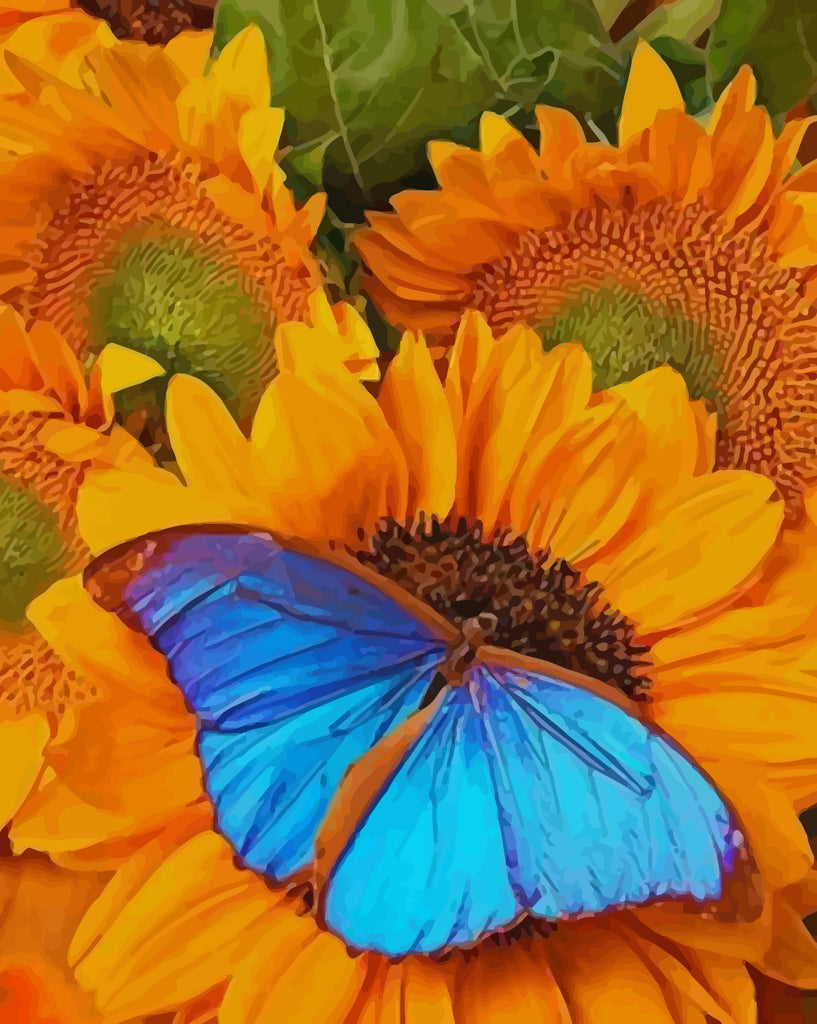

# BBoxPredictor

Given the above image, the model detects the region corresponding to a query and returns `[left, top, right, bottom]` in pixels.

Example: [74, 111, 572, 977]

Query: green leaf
[707, 0, 817, 116]
[215, 0, 626, 207]
[635, 0, 722, 45]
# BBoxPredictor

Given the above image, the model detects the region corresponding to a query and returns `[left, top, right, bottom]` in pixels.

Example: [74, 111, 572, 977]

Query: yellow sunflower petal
[619, 40, 685, 146]
[758, 904, 817, 988]
[707, 65, 757, 136]
[651, 629, 817, 705]
[208, 23, 269, 110]
[74, 832, 271, 1019]
[250, 371, 408, 543]
[69, 819, 211, 969]
[547, 919, 677, 1023]
[38, 421, 114, 461]
[665, 945, 755, 1024]
[163, 28, 213, 78]
[238, 105, 285, 195]
[76, 463, 237, 554]
[455, 941, 569, 1024]
[166, 373, 255, 498]
[535, 106, 586, 178]
[218, 916, 324, 1024]
[612, 917, 738, 1023]
[649, 688, 817, 773]
[275, 293, 380, 382]
[176, 26, 270, 157]
[773, 191, 817, 267]
[517, 399, 643, 563]
[444, 309, 497, 435]
[401, 957, 456, 1024]
[95, 342, 166, 395]
[0, 854, 109, 1024]
[9, 778, 147, 856]
[472, 335, 594, 530]
[0, 711, 48, 827]
[227, 931, 369, 1024]
[0, 302, 45, 392]
[611, 365, 705, 486]
[710, 105, 775, 222]
[588, 470, 783, 632]
[378, 331, 457, 518]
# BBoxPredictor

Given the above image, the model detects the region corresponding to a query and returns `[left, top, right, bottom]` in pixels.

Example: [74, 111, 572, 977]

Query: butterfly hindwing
[86, 528, 448, 879]
[322, 684, 521, 955]
[322, 661, 742, 957]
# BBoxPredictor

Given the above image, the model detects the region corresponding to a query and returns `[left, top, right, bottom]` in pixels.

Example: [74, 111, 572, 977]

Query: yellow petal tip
[620, 39, 685, 145]
[97, 344, 166, 395]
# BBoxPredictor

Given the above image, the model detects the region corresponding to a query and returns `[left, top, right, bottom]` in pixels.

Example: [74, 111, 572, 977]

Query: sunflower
[33, 310, 817, 1021]
[0, 22, 364, 446]
[356, 41, 817, 512]
[0, 301, 182, 845]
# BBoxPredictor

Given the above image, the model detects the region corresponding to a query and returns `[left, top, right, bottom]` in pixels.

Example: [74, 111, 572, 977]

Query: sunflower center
[354, 516, 651, 697]
[0, 479, 71, 628]
[88, 231, 278, 426]
[0, 414, 90, 716]
[543, 284, 726, 417]
[0, 411, 85, 622]
[0, 628, 88, 717]
[76, 0, 214, 44]
[467, 197, 816, 502]
[24, 155, 315, 445]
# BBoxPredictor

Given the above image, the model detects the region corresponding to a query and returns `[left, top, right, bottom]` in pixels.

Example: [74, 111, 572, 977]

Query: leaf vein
[312, 0, 364, 188]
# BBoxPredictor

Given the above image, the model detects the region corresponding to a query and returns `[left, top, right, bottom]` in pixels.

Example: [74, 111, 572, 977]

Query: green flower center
[0, 478, 72, 628]
[541, 285, 727, 418]
[87, 230, 279, 442]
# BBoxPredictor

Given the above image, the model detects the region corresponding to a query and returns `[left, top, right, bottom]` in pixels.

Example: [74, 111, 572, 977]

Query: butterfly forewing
[85, 527, 448, 878]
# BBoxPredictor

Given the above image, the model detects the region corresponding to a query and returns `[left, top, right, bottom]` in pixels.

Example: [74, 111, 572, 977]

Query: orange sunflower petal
[454, 940, 569, 1024]
[0, 712, 48, 827]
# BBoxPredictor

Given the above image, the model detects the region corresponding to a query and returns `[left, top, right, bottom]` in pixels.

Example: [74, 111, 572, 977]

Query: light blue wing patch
[199, 650, 441, 878]
[323, 685, 519, 956]
[323, 662, 741, 956]
[479, 665, 733, 915]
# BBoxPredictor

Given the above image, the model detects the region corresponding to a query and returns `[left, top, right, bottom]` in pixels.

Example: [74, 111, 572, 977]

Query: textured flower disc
[0, 408, 86, 719]
[0, 24, 324, 447]
[26, 154, 302, 440]
[356, 43, 817, 511]
[75, 0, 215, 45]
[355, 514, 652, 700]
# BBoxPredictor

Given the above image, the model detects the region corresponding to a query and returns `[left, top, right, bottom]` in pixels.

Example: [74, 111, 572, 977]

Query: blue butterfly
[85, 526, 755, 958]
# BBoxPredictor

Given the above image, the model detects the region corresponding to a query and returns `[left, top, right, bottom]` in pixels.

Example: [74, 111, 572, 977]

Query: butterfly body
[86, 526, 757, 958]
